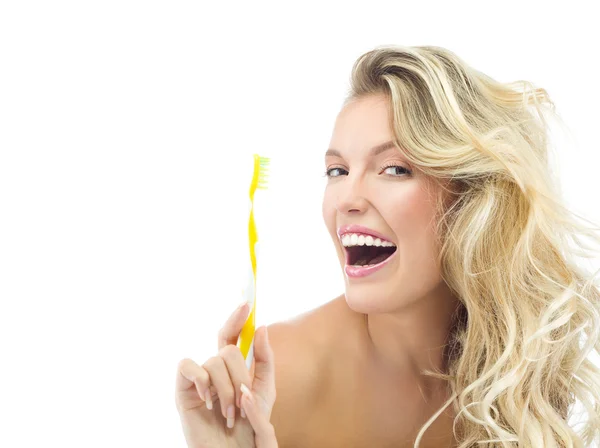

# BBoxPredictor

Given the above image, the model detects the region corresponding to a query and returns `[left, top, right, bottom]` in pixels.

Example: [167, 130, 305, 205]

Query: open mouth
[342, 234, 397, 266]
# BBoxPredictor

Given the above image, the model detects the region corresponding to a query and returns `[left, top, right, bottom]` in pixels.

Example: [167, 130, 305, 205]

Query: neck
[362, 282, 460, 395]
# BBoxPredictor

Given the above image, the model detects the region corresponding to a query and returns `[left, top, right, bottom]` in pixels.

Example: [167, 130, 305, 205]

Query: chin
[343, 284, 398, 314]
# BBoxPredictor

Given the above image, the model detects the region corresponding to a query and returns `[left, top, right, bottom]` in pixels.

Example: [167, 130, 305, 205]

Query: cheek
[386, 186, 440, 271]
[386, 186, 436, 239]
[383, 189, 444, 299]
[322, 192, 335, 230]
[322, 193, 344, 262]
[321, 194, 329, 223]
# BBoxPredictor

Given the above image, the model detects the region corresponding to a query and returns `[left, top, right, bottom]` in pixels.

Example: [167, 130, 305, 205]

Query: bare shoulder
[265, 295, 349, 445]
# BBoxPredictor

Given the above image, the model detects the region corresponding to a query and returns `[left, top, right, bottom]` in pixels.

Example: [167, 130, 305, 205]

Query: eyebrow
[325, 140, 398, 158]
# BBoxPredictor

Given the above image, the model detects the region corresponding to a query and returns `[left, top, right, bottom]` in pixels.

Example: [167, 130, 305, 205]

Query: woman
[175, 45, 600, 447]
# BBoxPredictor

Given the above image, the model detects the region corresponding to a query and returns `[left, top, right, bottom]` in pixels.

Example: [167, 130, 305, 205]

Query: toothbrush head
[250, 154, 270, 198]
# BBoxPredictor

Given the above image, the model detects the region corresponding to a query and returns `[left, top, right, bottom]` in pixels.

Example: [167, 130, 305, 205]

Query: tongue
[354, 252, 391, 266]
[369, 253, 391, 265]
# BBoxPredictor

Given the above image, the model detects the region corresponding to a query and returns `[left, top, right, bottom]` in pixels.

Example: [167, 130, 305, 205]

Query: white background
[1, 1, 599, 447]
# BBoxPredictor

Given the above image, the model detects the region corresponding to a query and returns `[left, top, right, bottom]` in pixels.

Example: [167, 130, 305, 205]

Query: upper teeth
[341, 233, 395, 247]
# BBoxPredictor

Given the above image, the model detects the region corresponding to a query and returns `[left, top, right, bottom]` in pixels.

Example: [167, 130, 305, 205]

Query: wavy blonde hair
[344, 45, 600, 447]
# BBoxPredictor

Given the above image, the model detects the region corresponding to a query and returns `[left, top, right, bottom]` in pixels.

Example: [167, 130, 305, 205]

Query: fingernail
[241, 407, 246, 419]
[227, 405, 235, 428]
[204, 389, 212, 410]
[238, 300, 248, 311]
[241, 383, 253, 401]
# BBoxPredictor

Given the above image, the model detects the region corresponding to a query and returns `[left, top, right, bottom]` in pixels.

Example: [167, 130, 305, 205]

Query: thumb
[251, 325, 276, 415]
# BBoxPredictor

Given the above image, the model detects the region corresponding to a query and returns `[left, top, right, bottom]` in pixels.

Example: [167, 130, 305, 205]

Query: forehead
[336, 94, 390, 128]
[328, 94, 395, 157]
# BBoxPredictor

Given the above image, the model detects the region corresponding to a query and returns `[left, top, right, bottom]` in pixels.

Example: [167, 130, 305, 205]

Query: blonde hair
[345, 45, 600, 447]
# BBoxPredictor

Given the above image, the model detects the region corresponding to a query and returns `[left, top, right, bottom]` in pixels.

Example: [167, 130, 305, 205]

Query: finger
[218, 302, 251, 351]
[203, 355, 236, 426]
[241, 383, 278, 448]
[251, 326, 276, 414]
[176, 358, 197, 391]
[219, 344, 253, 409]
[176, 358, 211, 403]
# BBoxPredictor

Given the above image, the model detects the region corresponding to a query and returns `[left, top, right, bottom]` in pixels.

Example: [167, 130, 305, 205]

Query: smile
[341, 232, 397, 266]
[343, 252, 397, 278]
[337, 225, 398, 278]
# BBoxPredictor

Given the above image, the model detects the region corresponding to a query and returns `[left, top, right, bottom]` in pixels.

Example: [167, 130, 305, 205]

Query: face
[322, 94, 447, 314]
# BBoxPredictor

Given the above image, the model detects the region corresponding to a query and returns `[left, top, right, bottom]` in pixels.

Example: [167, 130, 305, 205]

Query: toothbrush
[237, 154, 269, 371]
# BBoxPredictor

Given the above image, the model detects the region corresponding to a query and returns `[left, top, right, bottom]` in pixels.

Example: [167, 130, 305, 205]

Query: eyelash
[324, 163, 412, 178]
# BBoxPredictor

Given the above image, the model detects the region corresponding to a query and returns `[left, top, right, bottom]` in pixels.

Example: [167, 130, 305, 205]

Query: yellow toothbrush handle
[237, 241, 259, 370]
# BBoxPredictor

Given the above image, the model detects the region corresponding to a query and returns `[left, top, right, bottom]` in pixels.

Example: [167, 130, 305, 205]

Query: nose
[335, 176, 369, 215]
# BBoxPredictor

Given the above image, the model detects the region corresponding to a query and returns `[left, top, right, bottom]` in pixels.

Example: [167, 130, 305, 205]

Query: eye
[324, 167, 348, 178]
[381, 164, 411, 177]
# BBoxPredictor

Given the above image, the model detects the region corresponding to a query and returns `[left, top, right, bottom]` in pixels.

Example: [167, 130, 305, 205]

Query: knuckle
[202, 355, 221, 369]
[177, 357, 190, 368]
[218, 344, 241, 360]
[177, 357, 194, 373]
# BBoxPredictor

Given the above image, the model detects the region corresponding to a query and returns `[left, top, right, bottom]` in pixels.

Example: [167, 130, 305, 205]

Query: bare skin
[267, 93, 460, 447]
[267, 295, 458, 448]
[176, 93, 461, 447]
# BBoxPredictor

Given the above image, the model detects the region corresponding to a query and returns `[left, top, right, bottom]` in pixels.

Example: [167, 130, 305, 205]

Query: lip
[344, 248, 397, 278]
[337, 224, 395, 244]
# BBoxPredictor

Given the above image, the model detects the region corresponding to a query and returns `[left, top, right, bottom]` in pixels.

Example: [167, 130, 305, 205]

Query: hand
[175, 302, 278, 447]
[238, 331, 279, 448]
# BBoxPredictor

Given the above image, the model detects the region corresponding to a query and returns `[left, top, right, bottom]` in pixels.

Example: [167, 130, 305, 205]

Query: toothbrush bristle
[256, 155, 270, 189]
